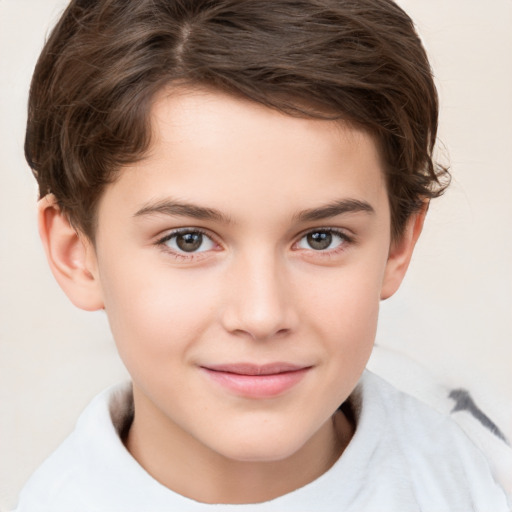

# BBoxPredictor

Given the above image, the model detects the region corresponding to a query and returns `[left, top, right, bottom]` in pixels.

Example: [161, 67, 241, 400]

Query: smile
[200, 363, 311, 399]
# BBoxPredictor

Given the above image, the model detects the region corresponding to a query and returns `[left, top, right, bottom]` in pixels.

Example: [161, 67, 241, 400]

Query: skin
[39, 88, 424, 504]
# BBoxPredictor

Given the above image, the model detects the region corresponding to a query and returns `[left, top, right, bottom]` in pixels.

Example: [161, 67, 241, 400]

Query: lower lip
[201, 368, 310, 398]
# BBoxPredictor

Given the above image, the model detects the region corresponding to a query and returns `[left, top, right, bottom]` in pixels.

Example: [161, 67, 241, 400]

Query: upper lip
[201, 363, 310, 376]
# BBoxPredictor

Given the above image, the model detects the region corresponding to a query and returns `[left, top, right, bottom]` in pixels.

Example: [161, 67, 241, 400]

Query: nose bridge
[221, 246, 296, 340]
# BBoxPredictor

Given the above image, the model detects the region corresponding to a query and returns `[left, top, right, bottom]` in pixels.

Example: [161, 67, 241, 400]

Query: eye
[296, 229, 349, 251]
[159, 229, 216, 254]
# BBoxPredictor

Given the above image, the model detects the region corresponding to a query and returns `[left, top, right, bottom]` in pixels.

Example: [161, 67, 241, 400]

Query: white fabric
[367, 344, 512, 495]
[13, 371, 509, 512]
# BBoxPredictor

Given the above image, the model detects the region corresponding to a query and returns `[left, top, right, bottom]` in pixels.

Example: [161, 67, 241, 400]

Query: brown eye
[296, 229, 348, 252]
[176, 232, 203, 252]
[161, 230, 216, 254]
[307, 231, 333, 250]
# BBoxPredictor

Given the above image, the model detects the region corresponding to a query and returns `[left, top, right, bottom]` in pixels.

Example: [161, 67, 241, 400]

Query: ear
[380, 204, 427, 300]
[38, 195, 104, 311]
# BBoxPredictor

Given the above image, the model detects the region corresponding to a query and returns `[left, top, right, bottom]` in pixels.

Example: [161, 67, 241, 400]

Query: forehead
[97, 87, 389, 227]
[150, 87, 380, 163]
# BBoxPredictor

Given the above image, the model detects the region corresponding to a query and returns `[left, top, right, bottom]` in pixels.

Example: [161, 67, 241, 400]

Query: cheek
[310, 279, 380, 409]
[303, 261, 383, 360]
[99, 259, 217, 368]
[305, 259, 383, 324]
[319, 286, 379, 362]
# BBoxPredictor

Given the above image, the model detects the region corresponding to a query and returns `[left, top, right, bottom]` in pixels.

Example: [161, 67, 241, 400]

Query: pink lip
[200, 363, 311, 398]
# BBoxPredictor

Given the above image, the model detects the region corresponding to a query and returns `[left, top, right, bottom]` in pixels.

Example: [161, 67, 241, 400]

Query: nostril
[229, 327, 291, 341]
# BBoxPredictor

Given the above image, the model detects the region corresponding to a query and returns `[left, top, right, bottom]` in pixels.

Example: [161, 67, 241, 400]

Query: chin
[207, 426, 314, 464]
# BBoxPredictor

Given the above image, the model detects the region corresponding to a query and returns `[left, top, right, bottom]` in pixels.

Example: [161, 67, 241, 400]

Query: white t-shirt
[13, 371, 509, 512]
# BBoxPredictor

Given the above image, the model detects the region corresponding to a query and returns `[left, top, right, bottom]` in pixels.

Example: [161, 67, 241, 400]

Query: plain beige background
[1, 0, 511, 510]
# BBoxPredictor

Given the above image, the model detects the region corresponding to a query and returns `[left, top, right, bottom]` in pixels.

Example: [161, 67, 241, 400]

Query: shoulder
[12, 383, 133, 512]
[367, 345, 512, 492]
[356, 371, 483, 458]
[348, 371, 511, 511]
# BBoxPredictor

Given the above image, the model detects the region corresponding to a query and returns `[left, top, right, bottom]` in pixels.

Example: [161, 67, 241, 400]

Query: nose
[220, 250, 299, 341]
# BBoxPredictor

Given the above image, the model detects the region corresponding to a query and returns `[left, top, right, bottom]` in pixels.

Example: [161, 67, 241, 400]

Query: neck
[125, 389, 354, 504]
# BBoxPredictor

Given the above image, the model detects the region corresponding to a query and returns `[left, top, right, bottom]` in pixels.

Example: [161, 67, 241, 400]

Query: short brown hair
[26, 0, 449, 240]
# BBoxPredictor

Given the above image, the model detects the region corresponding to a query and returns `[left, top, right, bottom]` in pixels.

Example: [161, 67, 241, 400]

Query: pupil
[307, 231, 332, 250]
[176, 232, 203, 252]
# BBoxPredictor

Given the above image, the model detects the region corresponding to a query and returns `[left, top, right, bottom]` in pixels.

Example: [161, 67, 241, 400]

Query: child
[14, 0, 510, 510]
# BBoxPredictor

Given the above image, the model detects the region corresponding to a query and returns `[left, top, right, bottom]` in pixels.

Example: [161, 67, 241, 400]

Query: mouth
[200, 363, 312, 398]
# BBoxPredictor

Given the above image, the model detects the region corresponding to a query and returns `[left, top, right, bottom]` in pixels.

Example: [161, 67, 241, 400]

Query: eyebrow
[134, 199, 231, 223]
[294, 199, 375, 222]
[134, 197, 374, 224]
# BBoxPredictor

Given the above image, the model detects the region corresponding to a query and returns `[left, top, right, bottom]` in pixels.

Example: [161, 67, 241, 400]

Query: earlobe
[38, 195, 104, 311]
[380, 205, 427, 300]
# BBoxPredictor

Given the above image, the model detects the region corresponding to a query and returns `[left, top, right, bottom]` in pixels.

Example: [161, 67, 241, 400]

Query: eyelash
[155, 228, 219, 261]
[293, 228, 354, 257]
[155, 227, 354, 261]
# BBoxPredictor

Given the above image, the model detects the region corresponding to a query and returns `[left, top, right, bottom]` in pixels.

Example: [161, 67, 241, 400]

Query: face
[87, 88, 406, 469]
